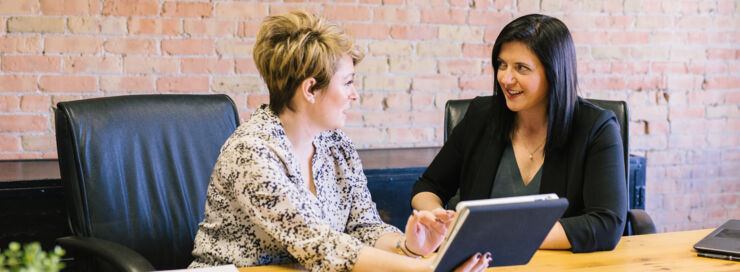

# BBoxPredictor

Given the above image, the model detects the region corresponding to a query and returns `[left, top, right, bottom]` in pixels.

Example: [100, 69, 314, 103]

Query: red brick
[389, 25, 436, 40]
[2, 56, 60, 72]
[0, 95, 20, 111]
[687, 32, 727, 45]
[104, 38, 157, 54]
[235, 58, 259, 74]
[0, 135, 20, 152]
[324, 6, 371, 21]
[268, 4, 322, 16]
[468, 10, 511, 26]
[420, 8, 466, 24]
[651, 61, 687, 74]
[460, 75, 493, 91]
[124, 56, 179, 74]
[100, 76, 155, 93]
[0, 36, 41, 53]
[0, 115, 47, 132]
[182, 58, 233, 74]
[412, 75, 458, 91]
[343, 127, 386, 144]
[484, 27, 502, 43]
[214, 3, 267, 19]
[462, 43, 492, 59]
[669, 106, 705, 120]
[63, 56, 121, 73]
[157, 76, 210, 93]
[704, 77, 740, 90]
[0, 75, 37, 92]
[162, 1, 213, 18]
[343, 23, 389, 39]
[21, 95, 50, 112]
[373, 7, 420, 22]
[364, 111, 410, 126]
[237, 22, 260, 38]
[609, 31, 650, 44]
[438, 60, 481, 75]
[44, 36, 102, 54]
[707, 48, 736, 60]
[676, 16, 712, 29]
[581, 76, 627, 91]
[387, 127, 434, 143]
[102, 0, 158, 16]
[128, 18, 181, 35]
[0, 0, 38, 14]
[162, 39, 214, 55]
[385, 93, 409, 109]
[357, 93, 381, 110]
[627, 75, 664, 91]
[184, 20, 235, 38]
[412, 93, 434, 109]
[41, 0, 99, 15]
[412, 110, 443, 125]
[40, 76, 96, 93]
[21, 134, 55, 151]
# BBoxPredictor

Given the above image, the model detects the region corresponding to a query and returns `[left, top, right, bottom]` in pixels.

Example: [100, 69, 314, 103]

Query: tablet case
[432, 197, 569, 272]
[693, 219, 740, 259]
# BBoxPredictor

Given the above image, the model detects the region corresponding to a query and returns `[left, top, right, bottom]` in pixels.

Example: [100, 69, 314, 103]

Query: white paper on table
[154, 264, 239, 272]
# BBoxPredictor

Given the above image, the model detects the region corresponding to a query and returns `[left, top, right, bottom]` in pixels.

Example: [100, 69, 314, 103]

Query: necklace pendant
[529, 153, 533, 160]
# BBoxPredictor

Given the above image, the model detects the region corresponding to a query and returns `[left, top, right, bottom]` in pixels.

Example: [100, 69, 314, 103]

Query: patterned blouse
[189, 105, 401, 271]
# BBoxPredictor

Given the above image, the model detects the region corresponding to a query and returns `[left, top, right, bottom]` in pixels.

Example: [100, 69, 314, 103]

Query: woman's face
[496, 41, 549, 115]
[313, 54, 358, 130]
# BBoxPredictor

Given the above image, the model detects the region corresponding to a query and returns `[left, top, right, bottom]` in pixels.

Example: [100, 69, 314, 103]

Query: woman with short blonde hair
[190, 11, 490, 272]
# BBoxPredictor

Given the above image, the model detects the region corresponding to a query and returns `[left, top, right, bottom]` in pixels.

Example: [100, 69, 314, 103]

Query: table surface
[238, 229, 739, 272]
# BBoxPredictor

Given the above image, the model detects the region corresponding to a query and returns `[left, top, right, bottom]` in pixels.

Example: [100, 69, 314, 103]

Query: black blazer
[412, 96, 627, 253]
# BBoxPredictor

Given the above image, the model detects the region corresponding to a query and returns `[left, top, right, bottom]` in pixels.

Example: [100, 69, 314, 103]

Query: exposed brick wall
[0, 0, 738, 232]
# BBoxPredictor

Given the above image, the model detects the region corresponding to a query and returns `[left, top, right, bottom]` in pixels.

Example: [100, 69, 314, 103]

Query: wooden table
[238, 229, 739, 271]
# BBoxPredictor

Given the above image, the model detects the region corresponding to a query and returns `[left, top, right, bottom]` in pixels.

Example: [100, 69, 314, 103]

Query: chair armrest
[628, 209, 657, 235]
[56, 236, 155, 272]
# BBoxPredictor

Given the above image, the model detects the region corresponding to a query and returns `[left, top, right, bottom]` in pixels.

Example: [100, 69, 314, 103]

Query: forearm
[373, 232, 403, 252]
[411, 192, 445, 211]
[540, 221, 571, 250]
[352, 245, 427, 272]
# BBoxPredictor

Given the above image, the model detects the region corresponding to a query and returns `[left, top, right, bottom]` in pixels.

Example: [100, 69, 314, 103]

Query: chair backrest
[55, 94, 239, 269]
[443, 98, 629, 183]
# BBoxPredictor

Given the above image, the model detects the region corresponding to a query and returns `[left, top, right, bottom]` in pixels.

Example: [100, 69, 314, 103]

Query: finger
[471, 252, 491, 272]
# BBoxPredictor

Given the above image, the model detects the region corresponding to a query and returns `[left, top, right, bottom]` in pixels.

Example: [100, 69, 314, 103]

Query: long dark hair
[490, 14, 578, 154]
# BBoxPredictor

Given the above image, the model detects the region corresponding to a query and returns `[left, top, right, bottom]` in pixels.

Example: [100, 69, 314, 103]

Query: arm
[560, 116, 628, 252]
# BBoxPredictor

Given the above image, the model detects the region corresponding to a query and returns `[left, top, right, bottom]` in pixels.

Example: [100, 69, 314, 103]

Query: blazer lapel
[466, 122, 505, 200]
[540, 145, 568, 197]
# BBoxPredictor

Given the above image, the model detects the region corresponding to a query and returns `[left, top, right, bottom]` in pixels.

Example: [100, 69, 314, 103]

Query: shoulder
[572, 97, 619, 136]
[318, 129, 358, 161]
[219, 106, 288, 162]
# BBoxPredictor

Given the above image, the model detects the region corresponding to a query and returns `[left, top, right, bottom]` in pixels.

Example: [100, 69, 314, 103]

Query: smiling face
[496, 41, 549, 115]
[311, 54, 358, 130]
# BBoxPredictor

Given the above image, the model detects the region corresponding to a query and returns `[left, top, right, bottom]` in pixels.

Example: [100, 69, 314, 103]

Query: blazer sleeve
[411, 99, 478, 205]
[560, 115, 628, 253]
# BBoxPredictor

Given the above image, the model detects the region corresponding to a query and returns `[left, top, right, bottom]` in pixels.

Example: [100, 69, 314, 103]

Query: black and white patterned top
[189, 105, 401, 271]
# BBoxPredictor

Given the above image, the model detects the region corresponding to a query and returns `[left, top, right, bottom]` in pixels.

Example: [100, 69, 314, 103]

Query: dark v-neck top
[490, 142, 542, 198]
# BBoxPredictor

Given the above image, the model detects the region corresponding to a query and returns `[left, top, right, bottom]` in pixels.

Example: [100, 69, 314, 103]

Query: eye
[497, 61, 507, 70]
[345, 80, 354, 86]
[517, 64, 531, 72]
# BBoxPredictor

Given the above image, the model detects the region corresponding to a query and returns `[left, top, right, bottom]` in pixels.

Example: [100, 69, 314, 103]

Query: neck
[278, 109, 320, 155]
[514, 106, 548, 136]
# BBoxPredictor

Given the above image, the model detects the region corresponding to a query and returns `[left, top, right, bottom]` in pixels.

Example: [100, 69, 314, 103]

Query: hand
[404, 210, 449, 256]
[453, 252, 492, 272]
[429, 208, 456, 228]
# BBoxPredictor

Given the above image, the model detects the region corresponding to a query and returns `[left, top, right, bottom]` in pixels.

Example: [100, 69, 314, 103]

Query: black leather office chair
[444, 97, 656, 235]
[54, 95, 240, 271]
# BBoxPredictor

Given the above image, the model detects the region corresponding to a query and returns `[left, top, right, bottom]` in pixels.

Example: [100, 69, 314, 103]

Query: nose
[348, 85, 358, 101]
[499, 69, 515, 87]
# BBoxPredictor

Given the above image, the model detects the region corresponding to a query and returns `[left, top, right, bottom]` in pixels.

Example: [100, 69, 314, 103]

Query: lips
[504, 88, 523, 98]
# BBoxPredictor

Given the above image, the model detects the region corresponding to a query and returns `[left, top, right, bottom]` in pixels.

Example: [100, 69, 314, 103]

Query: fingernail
[485, 252, 491, 258]
[475, 253, 481, 260]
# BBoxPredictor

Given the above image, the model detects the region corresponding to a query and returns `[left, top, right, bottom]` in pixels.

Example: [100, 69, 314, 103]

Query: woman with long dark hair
[411, 14, 627, 253]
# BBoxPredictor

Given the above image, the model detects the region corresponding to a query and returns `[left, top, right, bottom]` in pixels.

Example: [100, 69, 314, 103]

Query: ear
[299, 77, 317, 103]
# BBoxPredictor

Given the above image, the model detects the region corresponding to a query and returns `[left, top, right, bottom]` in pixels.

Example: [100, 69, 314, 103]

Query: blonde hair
[253, 10, 364, 114]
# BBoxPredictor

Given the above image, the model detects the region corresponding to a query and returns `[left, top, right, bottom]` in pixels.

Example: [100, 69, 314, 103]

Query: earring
[308, 97, 315, 104]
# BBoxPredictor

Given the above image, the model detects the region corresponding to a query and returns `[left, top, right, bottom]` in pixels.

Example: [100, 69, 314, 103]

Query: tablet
[431, 194, 569, 272]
